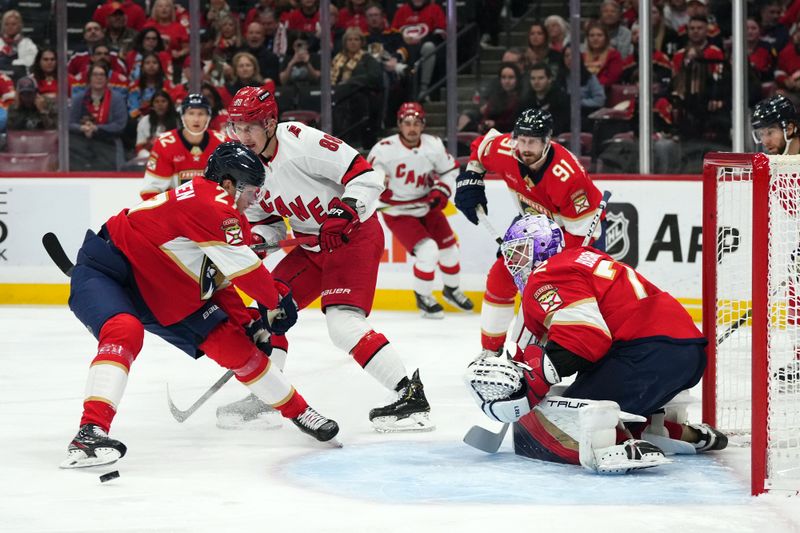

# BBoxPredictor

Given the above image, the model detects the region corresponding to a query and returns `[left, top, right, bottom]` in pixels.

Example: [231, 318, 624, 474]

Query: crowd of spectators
[0, 0, 799, 173]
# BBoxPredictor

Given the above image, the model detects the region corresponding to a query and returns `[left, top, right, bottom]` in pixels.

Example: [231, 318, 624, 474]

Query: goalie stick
[463, 190, 612, 454]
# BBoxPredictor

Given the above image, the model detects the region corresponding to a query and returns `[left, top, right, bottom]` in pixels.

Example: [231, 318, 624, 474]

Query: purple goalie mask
[500, 214, 564, 292]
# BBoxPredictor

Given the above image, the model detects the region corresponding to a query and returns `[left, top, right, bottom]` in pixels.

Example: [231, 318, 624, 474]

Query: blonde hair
[341, 26, 365, 50]
[1, 10, 23, 34]
[231, 51, 262, 82]
[151, 0, 176, 22]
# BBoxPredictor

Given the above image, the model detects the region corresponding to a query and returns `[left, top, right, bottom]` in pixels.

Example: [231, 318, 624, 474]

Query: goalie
[465, 214, 728, 474]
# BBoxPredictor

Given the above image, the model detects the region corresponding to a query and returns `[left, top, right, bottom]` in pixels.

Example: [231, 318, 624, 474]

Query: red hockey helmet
[227, 86, 279, 124]
[397, 102, 426, 123]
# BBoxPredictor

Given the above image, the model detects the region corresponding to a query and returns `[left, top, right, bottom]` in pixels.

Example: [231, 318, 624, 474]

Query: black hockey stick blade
[167, 370, 235, 423]
[42, 232, 75, 277]
[463, 423, 510, 453]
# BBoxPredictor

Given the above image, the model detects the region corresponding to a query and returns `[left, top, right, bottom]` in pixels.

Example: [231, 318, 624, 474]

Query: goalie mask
[500, 214, 564, 292]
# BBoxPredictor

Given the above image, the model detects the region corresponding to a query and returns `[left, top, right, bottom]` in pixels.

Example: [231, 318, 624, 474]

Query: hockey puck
[99, 470, 120, 483]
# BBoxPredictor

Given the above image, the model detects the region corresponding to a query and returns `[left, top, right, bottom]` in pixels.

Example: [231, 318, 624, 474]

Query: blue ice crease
[281, 442, 751, 505]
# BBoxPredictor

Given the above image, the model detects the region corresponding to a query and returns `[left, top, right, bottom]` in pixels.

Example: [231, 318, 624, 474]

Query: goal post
[702, 152, 800, 496]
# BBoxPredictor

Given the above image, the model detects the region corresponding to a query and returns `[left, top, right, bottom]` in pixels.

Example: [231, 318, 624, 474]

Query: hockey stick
[463, 190, 612, 454]
[42, 232, 75, 277]
[716, 279, 788, 345]
[167, 370, 235, 422]
[249, 235, 319, 253]
[476, 205, 503, 245]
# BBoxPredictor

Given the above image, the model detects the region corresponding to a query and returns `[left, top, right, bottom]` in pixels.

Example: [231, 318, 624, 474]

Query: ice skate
[216, 393, 283, 430]
[593, 439, 669, 474]
[369, 369, 435, 432]
[775, 360, 800, 384]
[60, 424, 127, 469]
[291, 406, 341, 446]
[442, 285, 474, 312]
[685, 423, 728, 452]
[414, 292, 444, 319]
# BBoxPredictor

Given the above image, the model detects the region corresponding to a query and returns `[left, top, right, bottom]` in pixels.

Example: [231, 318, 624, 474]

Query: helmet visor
[226, 121, 266, 142]
[235, 182, 265, 208]
[751, 125, 783, 144]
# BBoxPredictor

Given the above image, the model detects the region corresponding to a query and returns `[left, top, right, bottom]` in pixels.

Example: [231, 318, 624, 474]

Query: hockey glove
[251, 233, 268, 260]
[265, 280, 298, 336]
[514, 344, 562, 405]
[245, 309, 273, 356]
[454, 170, 487, 225]
[426, 183, 450, 212]
[320, 198, 360, 252]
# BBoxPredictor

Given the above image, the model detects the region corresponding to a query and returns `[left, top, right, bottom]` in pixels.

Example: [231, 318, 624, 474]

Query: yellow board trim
[0, 284, 707, 322]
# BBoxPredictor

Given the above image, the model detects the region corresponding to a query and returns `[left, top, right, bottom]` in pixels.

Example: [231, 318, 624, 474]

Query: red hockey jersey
[141, 129, 228, 200]
[521, 247, 704, 363]
[106, 177, 280, 326]
[469, 130, 602, 247]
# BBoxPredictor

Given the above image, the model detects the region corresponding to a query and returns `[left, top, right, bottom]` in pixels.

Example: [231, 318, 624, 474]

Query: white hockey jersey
[244, 122, 384, 250]
[368, 133, 459, 218]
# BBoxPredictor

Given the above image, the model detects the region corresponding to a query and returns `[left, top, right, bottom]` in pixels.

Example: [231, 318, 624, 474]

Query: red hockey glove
[426, 184, 450, 212]
[251, 233, 268, 259]
[320, 198, 360, 252]
[515, 344, 561, 406]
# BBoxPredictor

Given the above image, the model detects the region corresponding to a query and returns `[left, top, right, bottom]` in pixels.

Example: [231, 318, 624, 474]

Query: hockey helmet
[227, 86, 279, 124]
[205, 142, 265, 191]
[397, 102, 426, 123]
[180, 93, 212, 117]
[751, 94, 798, 140]
[500, 214, 564, 292]
[513, 108, 553, 139]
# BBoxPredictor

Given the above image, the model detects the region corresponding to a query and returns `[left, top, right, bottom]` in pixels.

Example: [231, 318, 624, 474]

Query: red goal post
[702, 152, 800, 496]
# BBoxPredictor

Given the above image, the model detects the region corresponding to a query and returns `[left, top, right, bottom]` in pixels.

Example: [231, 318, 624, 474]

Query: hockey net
[703, 153, 800, 495]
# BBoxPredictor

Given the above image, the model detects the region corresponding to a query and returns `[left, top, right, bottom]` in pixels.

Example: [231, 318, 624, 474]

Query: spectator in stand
[675, 0, 723, 49]
[126, 28, 173, 83]
[69, 62, 128, 171]
[524, 22, 565, 88]
[459, 62, 522, 133]
[623, 23, 673, 93]
[664, 0, 689, 31]
[7, 76, 56, 130]
[365, 2, 410, 122]
[391, 0, 446, 100]
[278, 34, 321, 88]
[317, 2, 344, 55]
[219, 52, 275, 106]
[69, 23, 128, 77]
[520, 62, 570, 135]
[239, 21, 281, 84]
[242, 0, 276, 30]
[205, 0, 235, 30]
[134, 89, 177, 157]
[213, 13, 243, 63]
[201, 82, 229, 131]
[144, 0, 190, 80]
[31, 48, 57, 100]
[748, 17, 777, 83]
[599, 0, 633, 59]
[105, 8, 137, 55]
[0, 10, 37, 74]
[338, 0, 369, 33]
[776, 26, 800, 106]
[583, 21, 623, 90]
[0, 71, 15, 108]
[502, 47, 527, 75]
[72, 20, 106, 57]
[281, 0, 320, 36]
[760, 0, 790, 52]
[331, 26, 383, 148]
[650, 4, 681, 57]
[71, 45, 129, 102]
[254, 7, 281, 52]
[563, 45, 606, 118]
[620, 0, 638, 27]
[128, 52, 174, 119]
[93, 0, 146, 32]
[544, 15, 570, 52]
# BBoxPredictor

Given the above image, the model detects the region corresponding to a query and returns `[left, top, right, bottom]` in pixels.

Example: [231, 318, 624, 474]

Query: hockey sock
[270, 334, 289, 371]
[235, 349, 307, 419]
[412, 238, 438, 295]
[351, 331, 408, 392]
[80, 314, 144, 432]
[438, 244, 461, 287]
[413, 266, 435, 296]
[481, 291, 516, 352]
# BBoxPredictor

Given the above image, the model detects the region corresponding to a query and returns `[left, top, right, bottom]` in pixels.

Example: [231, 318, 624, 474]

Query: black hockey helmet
[205, 142, 265, 190]
[751, 94, 798, 131]
[513, 108, 553, 139]
[180, 93, 212, 116]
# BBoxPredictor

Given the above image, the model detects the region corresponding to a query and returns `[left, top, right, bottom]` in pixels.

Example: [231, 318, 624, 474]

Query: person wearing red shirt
[582, 21, 623, 89]
[280, 0, 320, 35]
[143, 0, 189, 70]
[93, 0, 146, 31]
[391, 0, 445, 98]
[338, 0, 369, 33]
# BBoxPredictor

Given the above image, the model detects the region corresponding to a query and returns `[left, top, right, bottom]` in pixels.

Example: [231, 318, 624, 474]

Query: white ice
[1, 306, 799, 533]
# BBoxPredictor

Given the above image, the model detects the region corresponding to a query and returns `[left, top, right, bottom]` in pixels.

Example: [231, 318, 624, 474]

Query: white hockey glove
[465, 354, 532, 423]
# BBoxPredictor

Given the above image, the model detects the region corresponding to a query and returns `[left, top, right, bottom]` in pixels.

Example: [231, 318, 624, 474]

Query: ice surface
[1, 306, 798, 533]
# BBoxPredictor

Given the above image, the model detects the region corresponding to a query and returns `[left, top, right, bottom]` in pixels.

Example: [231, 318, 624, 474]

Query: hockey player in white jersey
[368, 102, 474, 318]
[216, 86, 434, 433]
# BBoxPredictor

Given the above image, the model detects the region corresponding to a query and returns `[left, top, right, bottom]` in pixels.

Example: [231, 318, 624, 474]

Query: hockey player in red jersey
[140, 93, 228, 200]
[217, 86, 434, 433]
[62, 143, 339, 469]
[454, 108, 603, 358]
[368, 102, 474, 319]
[465, 214, 727, 474]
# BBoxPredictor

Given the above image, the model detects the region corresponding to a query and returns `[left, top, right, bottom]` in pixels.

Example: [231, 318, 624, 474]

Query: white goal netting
[711, 154, 800, 491]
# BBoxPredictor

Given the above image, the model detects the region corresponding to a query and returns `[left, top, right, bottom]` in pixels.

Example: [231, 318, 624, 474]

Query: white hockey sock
[438, 244, 461, 287]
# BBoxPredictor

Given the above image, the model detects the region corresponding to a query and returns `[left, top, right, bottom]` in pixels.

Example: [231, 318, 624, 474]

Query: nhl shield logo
[605, 211, 630, 261]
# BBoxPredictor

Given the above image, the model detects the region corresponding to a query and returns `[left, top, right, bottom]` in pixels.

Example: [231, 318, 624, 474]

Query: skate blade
[596, 455, 671, 475]
[371, 411, 436, 433]
[216, 413, 283, 431]
[59, 448, 122, 469]
[419, 310, 444, 320]
[325, 437, 343, 448]
[442, 295, 474, 312]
